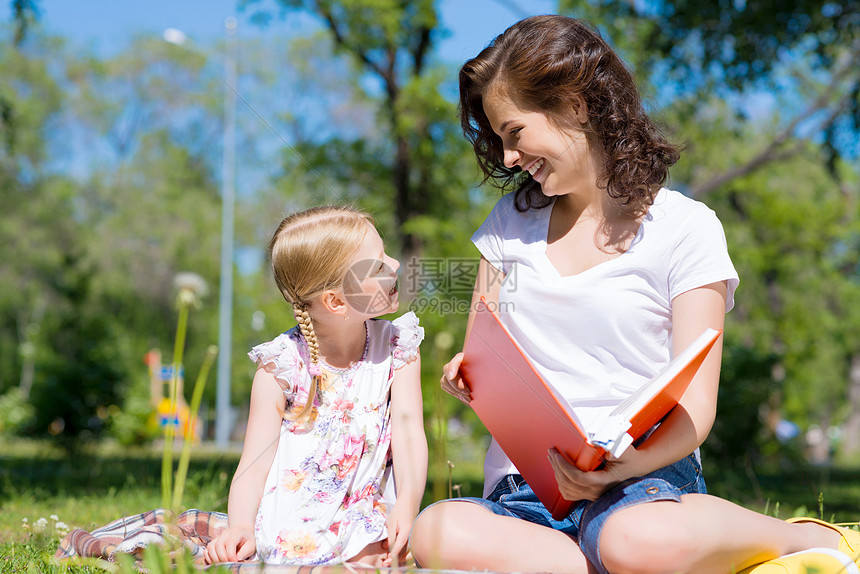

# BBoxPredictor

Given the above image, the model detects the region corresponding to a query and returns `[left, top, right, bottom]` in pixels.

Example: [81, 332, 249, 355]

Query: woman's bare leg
[599, 493, 841, 574]
[410, 501, 595, 573]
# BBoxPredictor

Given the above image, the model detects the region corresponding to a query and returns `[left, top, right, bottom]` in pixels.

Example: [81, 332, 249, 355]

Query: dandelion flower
[174, 272, 208, 308]
[174, 272, 208, 296]
[34, 517, 48, 533]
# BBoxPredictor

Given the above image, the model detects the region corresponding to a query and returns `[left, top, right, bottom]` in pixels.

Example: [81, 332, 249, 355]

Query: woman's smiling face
[482, 87, 599, 198]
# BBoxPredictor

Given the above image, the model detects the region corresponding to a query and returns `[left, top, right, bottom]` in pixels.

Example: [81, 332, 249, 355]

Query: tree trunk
[840, 353, 860, 457]
[17, 300, 45, 399]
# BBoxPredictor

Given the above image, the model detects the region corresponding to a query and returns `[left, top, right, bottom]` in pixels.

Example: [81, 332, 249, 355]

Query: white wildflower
[174, 272, 208, 298]
[174, 272, 208, 308]
[55, 521, 70, 538]
[50, 514, 59, 521]
[34, 517, 48, 533]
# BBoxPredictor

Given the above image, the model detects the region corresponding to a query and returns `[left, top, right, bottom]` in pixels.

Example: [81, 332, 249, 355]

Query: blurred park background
[2, 0, 860, 558]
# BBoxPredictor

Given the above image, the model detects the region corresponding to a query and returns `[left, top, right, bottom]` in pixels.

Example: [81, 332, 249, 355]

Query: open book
[460, 297, 721, 520]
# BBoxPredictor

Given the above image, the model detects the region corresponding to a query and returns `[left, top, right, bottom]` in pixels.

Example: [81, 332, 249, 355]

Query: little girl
[204, 206, 427, 567]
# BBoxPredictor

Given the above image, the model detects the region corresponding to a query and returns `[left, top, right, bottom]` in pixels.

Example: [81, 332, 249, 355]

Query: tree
[0, 29, 236, 446]
[64, 36, 234, 431]
[0, 29, 135, 447]
[244, 0, 480, 260]
[9, 0, 39, 46]
[670, 96, 859, 463]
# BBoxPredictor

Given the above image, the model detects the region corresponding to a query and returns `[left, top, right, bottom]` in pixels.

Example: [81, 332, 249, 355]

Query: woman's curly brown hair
[459, 15, 681, 213]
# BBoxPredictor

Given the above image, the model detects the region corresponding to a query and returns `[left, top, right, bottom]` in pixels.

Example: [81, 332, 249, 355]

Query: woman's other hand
[440, 352, 472, 404]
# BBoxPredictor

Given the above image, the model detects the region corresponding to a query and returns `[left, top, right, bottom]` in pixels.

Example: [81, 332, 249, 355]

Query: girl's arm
[386, 354, 428, 565]
[549, 281, 728, 501]
[440, 256, 505, 403]
[204, 367, 283, 564]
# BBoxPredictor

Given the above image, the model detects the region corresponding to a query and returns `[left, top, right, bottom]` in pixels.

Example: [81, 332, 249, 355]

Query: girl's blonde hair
[269, 205, 372, 421]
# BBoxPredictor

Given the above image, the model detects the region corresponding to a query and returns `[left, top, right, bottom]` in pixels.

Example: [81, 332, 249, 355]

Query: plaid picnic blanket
[53, 509, 451, 573]
[54, 508, 237, 567]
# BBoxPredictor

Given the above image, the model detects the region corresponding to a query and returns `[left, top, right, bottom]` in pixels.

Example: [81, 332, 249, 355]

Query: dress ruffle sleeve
[248, 331, 307, 400]
[390, 311, 424, 370]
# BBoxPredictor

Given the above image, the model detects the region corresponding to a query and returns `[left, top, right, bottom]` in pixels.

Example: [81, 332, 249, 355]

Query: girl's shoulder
[249, 326, 302, 359]
[368, 311, 425, 369]
[248, 327, 307, 391]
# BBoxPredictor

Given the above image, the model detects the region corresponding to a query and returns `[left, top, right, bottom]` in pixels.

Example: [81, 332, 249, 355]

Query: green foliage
[0, 27, 230, 448]
[559, 0, 860, 88]
[10, 0, 40, 47]
[27, 258, 128, 448]
[107, 378, 158, 447]
[0, 389, 34, 437]
[0, 32, 74, 398]
[705, 149, 858, 433]
[703, 344, 779, 467]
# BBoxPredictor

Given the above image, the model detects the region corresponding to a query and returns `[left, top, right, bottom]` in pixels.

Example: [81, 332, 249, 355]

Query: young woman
[409, 15, 860, 574]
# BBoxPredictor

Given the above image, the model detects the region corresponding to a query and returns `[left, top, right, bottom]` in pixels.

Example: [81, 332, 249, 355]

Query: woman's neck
[548, 187, 641, 255]
[553, 185, 626, 225]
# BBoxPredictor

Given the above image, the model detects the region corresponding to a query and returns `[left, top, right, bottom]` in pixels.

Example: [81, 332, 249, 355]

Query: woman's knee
[599, 511, 698, 574]
[410, 501, 481, 568]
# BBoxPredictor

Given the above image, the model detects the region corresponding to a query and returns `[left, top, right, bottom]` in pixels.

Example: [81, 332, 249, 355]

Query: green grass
[3, 437, 860, 571]
[706, 462, 860, 524]
[0, 439, 239, 544]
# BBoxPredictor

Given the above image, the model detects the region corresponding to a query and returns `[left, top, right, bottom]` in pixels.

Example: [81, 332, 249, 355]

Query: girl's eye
[510, 127, 523, 136]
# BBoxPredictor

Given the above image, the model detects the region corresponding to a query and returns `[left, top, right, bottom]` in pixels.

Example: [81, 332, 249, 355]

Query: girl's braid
[294, 305, 320, 364]
[288, 302, 321, 422]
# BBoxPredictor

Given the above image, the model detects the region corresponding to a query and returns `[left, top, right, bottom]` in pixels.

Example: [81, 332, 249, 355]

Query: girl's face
[482, 88, 599, 198]
[341, 222, 401, 318]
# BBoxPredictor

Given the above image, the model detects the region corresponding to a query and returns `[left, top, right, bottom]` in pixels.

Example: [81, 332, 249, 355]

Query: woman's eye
[510, 127, 523, 136]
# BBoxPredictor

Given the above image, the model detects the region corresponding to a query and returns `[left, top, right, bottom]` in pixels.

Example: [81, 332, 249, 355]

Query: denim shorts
[436, 453, 706, 574]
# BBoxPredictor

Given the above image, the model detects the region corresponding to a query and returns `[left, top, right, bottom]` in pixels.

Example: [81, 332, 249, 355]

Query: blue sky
[12, 0, 557, 189]
[20, 0, 558, 63]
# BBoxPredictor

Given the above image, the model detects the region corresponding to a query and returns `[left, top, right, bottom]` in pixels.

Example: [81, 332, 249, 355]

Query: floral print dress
[248, 312, 423, 565]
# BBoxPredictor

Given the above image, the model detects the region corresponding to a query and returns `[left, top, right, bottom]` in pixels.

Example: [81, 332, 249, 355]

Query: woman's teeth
[528, 159, 545, 176]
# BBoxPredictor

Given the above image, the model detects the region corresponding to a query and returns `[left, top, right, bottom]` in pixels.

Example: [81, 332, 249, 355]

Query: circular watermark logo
[342, 258, 398, 315]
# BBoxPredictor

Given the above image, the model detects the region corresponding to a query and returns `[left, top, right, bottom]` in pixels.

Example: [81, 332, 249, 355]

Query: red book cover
[460, 297, 720, 520]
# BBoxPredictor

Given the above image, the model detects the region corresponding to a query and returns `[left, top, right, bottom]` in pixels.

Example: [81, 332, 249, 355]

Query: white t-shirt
[472, 188, 739, 496]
